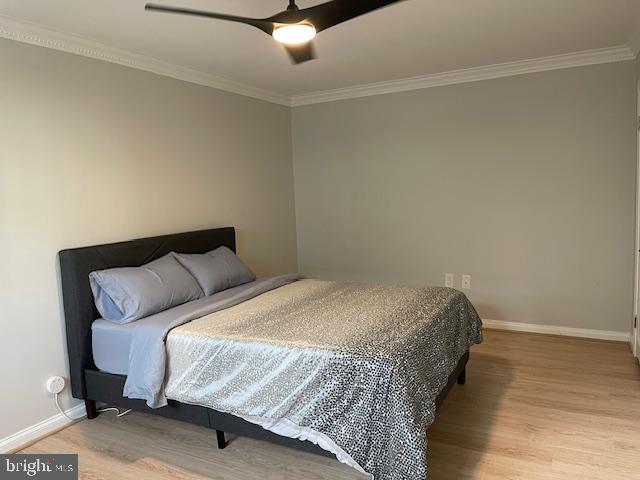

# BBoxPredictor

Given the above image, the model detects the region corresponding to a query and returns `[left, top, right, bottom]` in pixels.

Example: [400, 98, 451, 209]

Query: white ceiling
[1, 0, 639, 97]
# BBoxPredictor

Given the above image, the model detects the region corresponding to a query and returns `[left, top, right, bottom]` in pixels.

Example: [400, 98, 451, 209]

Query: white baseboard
[483, 319, 631, 342]
[0, 403, 86, 454]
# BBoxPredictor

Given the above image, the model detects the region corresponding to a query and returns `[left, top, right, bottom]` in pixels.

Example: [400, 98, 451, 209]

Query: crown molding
[0, 14, 635, 108]
[0, 14, 291, 106]
[290, 45, 636, 106]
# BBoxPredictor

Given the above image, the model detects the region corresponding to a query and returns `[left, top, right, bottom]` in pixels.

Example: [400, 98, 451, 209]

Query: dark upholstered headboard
[59, 227, 236, 399]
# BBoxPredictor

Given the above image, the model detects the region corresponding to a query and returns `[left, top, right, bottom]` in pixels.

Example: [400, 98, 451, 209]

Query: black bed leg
[216, 430, 227, 449]
[457, 367, 466, 385]
[85, 399, 98, 419]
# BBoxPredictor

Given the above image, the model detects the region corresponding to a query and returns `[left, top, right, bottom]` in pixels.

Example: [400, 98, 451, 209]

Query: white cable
[97, 406, 132, 417]
[54, 393, 74, 421]
[54, 393, 131, 420]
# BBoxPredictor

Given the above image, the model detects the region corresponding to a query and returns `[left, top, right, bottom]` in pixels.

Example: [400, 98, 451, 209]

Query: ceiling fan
[145, 0, 406, 64]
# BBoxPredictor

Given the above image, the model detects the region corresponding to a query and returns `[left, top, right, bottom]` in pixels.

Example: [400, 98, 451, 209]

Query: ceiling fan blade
[145, 4, 275, 34]
[283, 42, 316, 64]
[269, 0, 405, 33]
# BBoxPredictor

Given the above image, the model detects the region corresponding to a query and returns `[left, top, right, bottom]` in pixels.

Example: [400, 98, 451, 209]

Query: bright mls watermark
[0, 455, 77, 479]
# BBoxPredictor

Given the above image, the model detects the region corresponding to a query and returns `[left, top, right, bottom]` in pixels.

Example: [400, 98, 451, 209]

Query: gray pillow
[89, 253, 203, 324]
[173, 246, 256, 296]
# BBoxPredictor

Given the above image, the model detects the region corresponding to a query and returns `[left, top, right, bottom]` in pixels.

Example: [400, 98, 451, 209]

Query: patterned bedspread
[164, 279, 482, 480]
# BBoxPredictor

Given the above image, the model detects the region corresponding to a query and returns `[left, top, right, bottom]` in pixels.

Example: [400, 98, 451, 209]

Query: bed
[59, 227, 482, 479]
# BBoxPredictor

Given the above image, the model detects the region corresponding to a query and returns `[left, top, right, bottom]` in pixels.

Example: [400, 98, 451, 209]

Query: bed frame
[59, 227, 468, 457]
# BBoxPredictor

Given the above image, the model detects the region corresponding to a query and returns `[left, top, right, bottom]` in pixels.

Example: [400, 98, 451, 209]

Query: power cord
[55, 393, 132, 420]
[54, 393, 74, 421]
[97, 406, 132, 417]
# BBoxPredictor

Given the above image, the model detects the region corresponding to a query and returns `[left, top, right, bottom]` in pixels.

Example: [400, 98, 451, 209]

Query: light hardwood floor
[22, 330, 640, 479]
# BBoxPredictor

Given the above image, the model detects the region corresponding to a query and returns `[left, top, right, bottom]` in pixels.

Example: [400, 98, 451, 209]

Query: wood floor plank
[21, 330, 640, 479]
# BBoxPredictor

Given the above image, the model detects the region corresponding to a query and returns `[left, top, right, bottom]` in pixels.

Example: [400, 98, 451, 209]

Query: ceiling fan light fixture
[145, 0, 405, 64]
[272, 23, 316, 45]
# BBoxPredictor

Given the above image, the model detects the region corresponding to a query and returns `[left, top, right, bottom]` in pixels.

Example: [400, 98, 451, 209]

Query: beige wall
[0, 38, 297, 440]
[292, 61, 637, 333]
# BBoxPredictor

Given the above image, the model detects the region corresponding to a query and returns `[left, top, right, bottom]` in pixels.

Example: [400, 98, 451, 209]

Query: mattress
[91, 319, 136, 375]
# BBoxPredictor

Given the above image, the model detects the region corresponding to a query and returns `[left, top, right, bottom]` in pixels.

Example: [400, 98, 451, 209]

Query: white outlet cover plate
[462, 275, 471, 289]
[445, 273, 454, 288]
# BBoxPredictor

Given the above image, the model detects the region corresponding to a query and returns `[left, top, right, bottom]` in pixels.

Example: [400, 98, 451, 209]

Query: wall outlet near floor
[461, 274, 471, 289]
[46, 376, 65, 395]
[445, 273, 454, 288]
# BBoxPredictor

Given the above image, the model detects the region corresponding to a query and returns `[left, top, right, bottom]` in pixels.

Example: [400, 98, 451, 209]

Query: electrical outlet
[461, 274, 471, 289]
[46, 376, 65, 395]
[445, 273, 454, 288]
